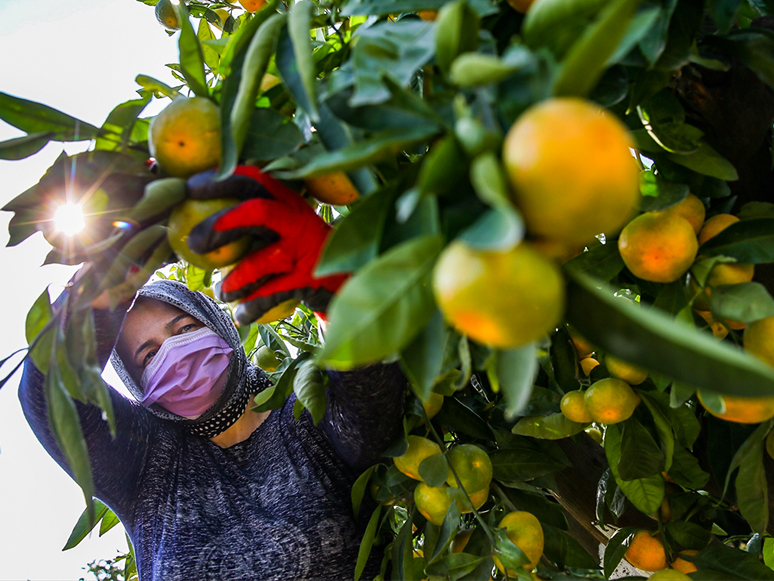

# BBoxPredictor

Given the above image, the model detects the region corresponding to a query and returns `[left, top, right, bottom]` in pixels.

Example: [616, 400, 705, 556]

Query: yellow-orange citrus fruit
[459, 486, 489, 513]
[506, 0, 537, 12]
[745, 316, 774, 366]
[417, 9, 438, 20]
[502, 98, 640, 247]
[423, 392, 444, 420]
[255, 346, 282, 372]
[494, 511, 544, 573]
[698, 213, 739, 246]
[238, 0, 267, 12]
[618, 212, 698, 283]
[394, 435, 443, 481]
[560, 391, 592, 423]
[584, 378, 639, 425]
[433, 241, 565, 349]
[580, 357, 600, 376]
[570, 332, 595, 358]
[149, 97, 221, 178]
[446, 444, 493, 492]
[671, 550, 698, 574]
[658, 193, 706, 235]
[697, 391, 774, 424]
[155, 0, 180, 29]
[167, 198, 250, 270]
[694, 262, 755, 310]
[451, 529, 473, 553]
[606, 355, 647, 385]
[255, 298, 300, 324]
[650, 570, 692, 581]
[414, 482, 452, 526]
[304, 172, 360, 206]
[260, 73, 282, 93]
[625, 530, 667, 572]
[696, 309, 730, 339]
[585, 427, 603, 444]
[648, 497, 671, 522]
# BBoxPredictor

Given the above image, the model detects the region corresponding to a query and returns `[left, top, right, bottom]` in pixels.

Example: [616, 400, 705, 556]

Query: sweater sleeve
[17, 295, 161, 520]
[319, 363, 406, 472]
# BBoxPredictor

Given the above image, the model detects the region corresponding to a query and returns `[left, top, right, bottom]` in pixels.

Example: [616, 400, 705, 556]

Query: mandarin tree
[4, 0, 774, 579]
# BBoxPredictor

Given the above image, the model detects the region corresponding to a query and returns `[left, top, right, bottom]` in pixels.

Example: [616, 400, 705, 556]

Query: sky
[0, 0, 180, 578]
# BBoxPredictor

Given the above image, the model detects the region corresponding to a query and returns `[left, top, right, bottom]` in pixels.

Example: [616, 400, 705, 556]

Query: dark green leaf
[666, 142, 739, 181]
[542, 524, 600, 570]
[638, 391, 675, 470]
[292, 360, 327, 424]
[665, 520, 712, 550]
[0, 131, 53, 160]
[317, 235, 443, 369]
[710, 282, 774, 324]
[176, 3, 209, 97]
[723, 419, 773, 497]
[435, 0, 480, 75]
[419, 136, 468, 197]
[489, 448, 568, 481]
[127, 177, 186, 223]
[355, 505, 382, 581]
[566, 271, 774, 397]
[351, 464, 377, 520]
[419, 453, 449, 487]
[708, 0, 742, 31]
[94, 95, 152, 152]
[241, 108, 303, 161]
[550, 327, 581, 393]
[0, 92, 98, 141]
[605, 423, 664, 514]
[603, 526, 636, 579]
[316, 185, 396, 276]
[735, 431, 769, 532]
[707, 29, 774, 92]
[392, 516, 415, 581]
[288, 0, 318, 121]
[436, 397, 493, 440]
[252, 352, 311, 412]
[426, 553, 484, 580]
[493, 527, 530, 571]
[700, 218, 774, 264]
[511, 413, 587, 440]
[618, 417, 665, 480]
[693, 545, 774, 580]
[488, 343, 539, 419]
[63, 499, 108, 550]
[563, 243, 624, 282]
[400, 310, 449, 402]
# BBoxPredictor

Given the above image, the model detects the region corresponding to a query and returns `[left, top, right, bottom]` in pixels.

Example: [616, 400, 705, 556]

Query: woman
[19, 168, 406, 580]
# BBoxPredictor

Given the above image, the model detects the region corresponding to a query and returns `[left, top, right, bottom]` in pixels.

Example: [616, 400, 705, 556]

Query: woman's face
[116, 297, 206, 385]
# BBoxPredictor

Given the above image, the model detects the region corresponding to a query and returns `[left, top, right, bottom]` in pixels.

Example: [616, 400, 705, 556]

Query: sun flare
[53, 203, 86, 237]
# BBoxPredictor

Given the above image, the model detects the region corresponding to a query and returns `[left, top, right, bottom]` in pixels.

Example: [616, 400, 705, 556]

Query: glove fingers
[187, 170, 272, 201]
[220, 245, 296, 302]
[234, 289, 300, 327]
[188, 206, 279, 255]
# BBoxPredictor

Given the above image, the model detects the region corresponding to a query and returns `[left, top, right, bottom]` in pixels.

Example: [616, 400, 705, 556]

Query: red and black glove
[186, 166, 347, 325]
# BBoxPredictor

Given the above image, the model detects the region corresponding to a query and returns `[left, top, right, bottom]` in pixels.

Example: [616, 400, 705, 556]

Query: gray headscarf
[109, 280, 269, 438]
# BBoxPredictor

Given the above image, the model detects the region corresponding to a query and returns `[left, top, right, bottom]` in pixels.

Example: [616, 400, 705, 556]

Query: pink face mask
[140, 327, 233, 419]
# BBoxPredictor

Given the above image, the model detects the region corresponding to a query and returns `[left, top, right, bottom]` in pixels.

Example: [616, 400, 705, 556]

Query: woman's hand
[185, 166, 348, 325]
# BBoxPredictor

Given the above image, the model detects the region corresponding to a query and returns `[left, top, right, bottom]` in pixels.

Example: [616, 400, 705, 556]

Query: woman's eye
[142, 349, 158, 368]
[178, 323, 198, 334]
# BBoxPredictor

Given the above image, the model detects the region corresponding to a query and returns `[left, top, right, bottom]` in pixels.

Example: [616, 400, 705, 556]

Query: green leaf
[605, 423, 664, 514]
[315, 185, 396, 276]
[523, 0, 608, 58]
[392, 516, 415, 581]
[666, 142, 739, 181]
[566, 271, 774, 397]
[355, 505, 382, 581]
[292, 360, 327, 424]
[665, 520, 712, 550]
[488, 344, 538, 419]
[351, 465, 377, 519]
[693, 545, 774, 580]
[252, 352, 311, 412]
[341, 0, 498, 17]
[0, 91, 98, 141]
[700, 218, 774, 264]
[637, 93, 704, 154]
[618, 417, 665, 480]
[135, 75, 181, 100]
[400, 310, 449, 402]
[511, 413, 587, 440]
[736, 437, 768, 533]
[550, 327, 581, 393]
[563, 243, 624, 282]
[603, 527, 636, 579]
[26, 288, 54, 373]
[279, 126, 439, 179]
[176, 3, 209, 98]
[317, 235, 443, 369]
[288, 0, 318, 121]
[707, 29, 774, 92]
[94, 95, 152, 152]
[553, 0, 641, 97]
[708, 0, 742, 32]
[638, 393, 675, 471]
[710, 282, 774, 324]
[128, 177, 187, 223]
[449, 50, 532, 87]
[348, 20, 436, 107]
[723, 420, 773, 497]
[419, 453, 450, 487]
[0, 131, 54, 160]
[435, 0, 480, 75]
[197, 16, 219, 71]
[241, 108, 303, 161]
[63, 499, 108, 550]
[436, 397, 493, 440]
[489, 448, 568, 481]
[426, 553, 484, 580]
[99, 509, 121, 536]
[493, 527, 530, 571]
[461, 207, 523, 253]
[542, 524, 600, 570]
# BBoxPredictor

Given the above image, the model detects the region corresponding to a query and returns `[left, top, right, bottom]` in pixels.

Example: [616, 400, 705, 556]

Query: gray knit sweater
[18, 305, 405, 581]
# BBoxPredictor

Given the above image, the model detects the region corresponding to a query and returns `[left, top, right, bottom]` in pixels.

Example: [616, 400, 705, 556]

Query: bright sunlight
[53, 203, 86, 236]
